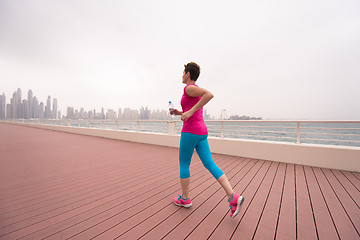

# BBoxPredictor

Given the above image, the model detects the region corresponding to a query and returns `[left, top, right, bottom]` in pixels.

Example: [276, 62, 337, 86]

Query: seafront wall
[5, 122, 360, 172]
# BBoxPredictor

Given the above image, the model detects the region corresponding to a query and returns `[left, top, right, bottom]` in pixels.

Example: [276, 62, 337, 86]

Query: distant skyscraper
[106, 109, 117, 119]
[52, 98, 58, 119]
[220, 109, 228, 120]
[118, 108, 123, 119]
[80, 107, 85, 119]
[45, 96, 51, 119]
[39, 102, 45, 119]
[33, 96, 39, 118]
[28, 90, 33, 119]
[140, 106, 150, 120]
[74, 109, 79, 119]
[66, 107, 74, 119]
[88, 110, 93, 119]
[17, 88, 22, 118]
[22, 99, 28, 119]
[6, 103, 11, 119]
[0, 93, 5, 119]
[11, 91, 17, 119]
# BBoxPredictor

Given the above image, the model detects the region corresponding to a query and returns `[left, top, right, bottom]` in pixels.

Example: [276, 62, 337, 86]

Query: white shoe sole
[174, 202, 192, 208]
[232, 196, 244, 218]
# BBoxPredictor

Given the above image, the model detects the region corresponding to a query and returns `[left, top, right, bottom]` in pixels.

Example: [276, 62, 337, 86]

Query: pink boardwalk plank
[342, 171, 360, 192]
[62, 155, 234, 240]
[0, 123, 359, 240]
[313, 167, 359, 239]
[352, 171, 360, 181]
[20, 163, 185, 239]
[330, 169, 360, 208]
[295, 165, 317, 240]
[253, 163, 286, 240]
[89, 156, 241, 239]
[322, 169, 360, 234]
[141, 157, 251, 240]
[304, 166, 339, 240]
[0, 163, 175, 228]
[275, 164, 296, 240]
[44, 156, 225, 240]
[185, 159, 259, 240]
[231, 161, 279, 240]
[208, 160, 271, 240]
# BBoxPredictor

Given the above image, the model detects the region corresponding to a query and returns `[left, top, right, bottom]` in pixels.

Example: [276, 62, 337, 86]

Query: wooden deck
[0, 123, 359, 240]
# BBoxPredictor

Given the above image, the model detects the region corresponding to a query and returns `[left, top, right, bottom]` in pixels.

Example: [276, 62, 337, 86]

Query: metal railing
[4, 119, 360, 147]
[205, 120, 360, 147]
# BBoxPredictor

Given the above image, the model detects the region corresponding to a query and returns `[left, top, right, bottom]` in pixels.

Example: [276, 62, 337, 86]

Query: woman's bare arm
[181, 85, 213, 121]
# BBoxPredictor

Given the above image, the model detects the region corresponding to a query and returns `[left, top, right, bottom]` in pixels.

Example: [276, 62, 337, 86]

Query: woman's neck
[185, 80, 196, 85]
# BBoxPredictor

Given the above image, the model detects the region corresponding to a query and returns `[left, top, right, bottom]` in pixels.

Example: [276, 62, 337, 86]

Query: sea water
[36, 119, 360, 148]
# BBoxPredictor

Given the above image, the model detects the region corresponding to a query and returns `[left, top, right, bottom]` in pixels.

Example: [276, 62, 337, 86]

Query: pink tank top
[181, 84, 208, 135]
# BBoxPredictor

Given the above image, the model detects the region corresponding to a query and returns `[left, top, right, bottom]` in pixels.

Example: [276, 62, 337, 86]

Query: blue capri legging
[179, 132, 224, 180]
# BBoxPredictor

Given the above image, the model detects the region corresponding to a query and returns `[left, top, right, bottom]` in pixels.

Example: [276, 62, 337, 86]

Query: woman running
[170, 62, 244, 218]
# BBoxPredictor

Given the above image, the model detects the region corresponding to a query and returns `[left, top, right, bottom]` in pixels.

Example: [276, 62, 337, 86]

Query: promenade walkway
[0, 123, 359, 239]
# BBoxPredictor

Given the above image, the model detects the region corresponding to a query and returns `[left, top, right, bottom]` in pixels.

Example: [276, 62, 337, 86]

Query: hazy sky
[1, 0, 359, 120]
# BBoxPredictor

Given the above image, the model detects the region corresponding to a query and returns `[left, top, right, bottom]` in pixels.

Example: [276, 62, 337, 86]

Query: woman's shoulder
[184, 84, 199, 96]
[184, 84, 199, 92]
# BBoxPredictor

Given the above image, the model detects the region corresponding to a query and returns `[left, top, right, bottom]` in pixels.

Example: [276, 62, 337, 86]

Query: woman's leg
[195, 136, 224, 179]
[179, 133, 197, 198]
[196, 136, 233, 197]
[180, 178, 191, 199]
[217, 174, 234, 198]
[196, 136, 244, 218]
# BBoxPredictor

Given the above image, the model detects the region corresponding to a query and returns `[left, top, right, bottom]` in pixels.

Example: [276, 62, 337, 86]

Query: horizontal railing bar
[229, 126, 360, 131]
[300, 138, 360, 143]
[301, 127, 360, 131]
[300, 132, 360, 137]
[226, 129, 297, 135]
[205, 120, 360, 123]
[14, 119, 360, 123]
[230, 126, 298, 129]
[226, 133, 296, 140]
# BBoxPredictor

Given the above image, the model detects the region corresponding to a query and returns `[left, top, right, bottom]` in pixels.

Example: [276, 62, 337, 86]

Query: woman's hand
[169, 109, 182, 116]
[181, 110, 194, 122]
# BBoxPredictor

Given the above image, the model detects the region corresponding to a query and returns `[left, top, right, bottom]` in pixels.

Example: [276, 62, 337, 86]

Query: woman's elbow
[208, 92, 214, 99]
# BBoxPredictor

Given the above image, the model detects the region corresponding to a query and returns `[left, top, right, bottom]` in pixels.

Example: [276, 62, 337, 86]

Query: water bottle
[169, 101, 175, 118]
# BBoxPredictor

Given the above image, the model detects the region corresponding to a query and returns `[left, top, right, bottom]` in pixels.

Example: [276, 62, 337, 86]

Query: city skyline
[0, 88, 59, 120]
[0, 87, 217, 120]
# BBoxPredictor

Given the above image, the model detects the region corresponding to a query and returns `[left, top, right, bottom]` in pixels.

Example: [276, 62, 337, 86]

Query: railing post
[221, 121, 224, 138]
[116, 120, 119, 130]
[89, 120, 91, 128]
[296, 122, 300, 144]
[137, 120, 141, 132]
[101, 120, 104, 129]
[168, 121, 176, 135]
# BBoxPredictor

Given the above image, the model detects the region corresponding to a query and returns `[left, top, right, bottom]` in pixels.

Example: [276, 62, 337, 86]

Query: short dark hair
[184, 62, 201, 81]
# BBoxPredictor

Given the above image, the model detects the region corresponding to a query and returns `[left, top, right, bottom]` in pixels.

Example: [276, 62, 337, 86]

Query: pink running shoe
[228, 193, 244, 218]
[173, 195, 192, 208]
